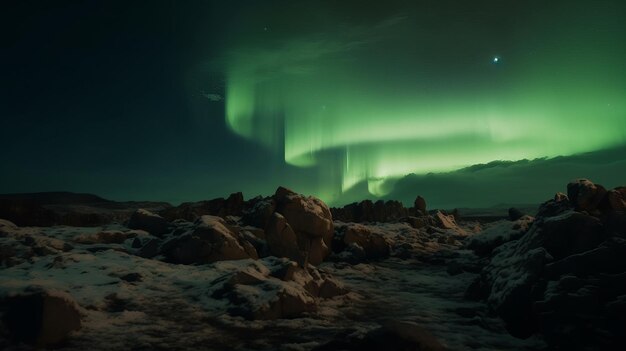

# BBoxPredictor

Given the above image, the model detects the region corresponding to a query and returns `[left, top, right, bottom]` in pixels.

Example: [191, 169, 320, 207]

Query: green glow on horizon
[219, 9, 626, 202]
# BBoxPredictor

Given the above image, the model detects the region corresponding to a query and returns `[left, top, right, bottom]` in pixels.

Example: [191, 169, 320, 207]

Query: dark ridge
[0, 192, 111, 205]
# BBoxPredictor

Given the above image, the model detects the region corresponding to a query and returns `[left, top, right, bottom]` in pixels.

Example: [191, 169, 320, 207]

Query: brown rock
[2, 289, 82, 347]
[343, 224, 390, 259]
[414, 195, 427, 214]
[567, 179, 607, 213]
[128, 209, 170, 236]
[265, 213, 306, 265]
[163, 215, 257, 264]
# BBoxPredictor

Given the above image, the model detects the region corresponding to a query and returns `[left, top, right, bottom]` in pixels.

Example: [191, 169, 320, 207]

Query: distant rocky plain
[1, 179, 625, 350]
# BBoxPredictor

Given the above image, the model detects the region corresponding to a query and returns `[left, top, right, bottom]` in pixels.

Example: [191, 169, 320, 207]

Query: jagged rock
[274, 187, 333, 243]
[273, 187, 334, 265]
[403, 216, 432, 229]
[211, 258, 347, 320]
[540, 211, 604, 260]
[162, 215, 257, 264]
[241, 198, 275, 229]
[265, 213, 306, 266]
[1, 289, 82, 347]
[342, 224, 391, 259]
[470, 180, 626, 346]
[467, 216, 534, 257]
[414, 195, 427, 215]
[567, 178, 607, 213]
[127, 209, 170, 236]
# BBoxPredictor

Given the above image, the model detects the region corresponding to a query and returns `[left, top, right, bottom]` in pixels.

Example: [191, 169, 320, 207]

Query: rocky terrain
[0, 180, 624, 350]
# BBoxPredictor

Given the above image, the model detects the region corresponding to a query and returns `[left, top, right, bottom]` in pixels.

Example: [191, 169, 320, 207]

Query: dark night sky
[1, 1, 625, 207]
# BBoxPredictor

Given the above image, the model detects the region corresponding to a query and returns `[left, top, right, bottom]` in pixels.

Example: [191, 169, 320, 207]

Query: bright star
[492, 56, 500, 63]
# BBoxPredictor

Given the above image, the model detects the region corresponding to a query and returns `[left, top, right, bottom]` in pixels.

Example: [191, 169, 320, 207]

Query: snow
[0, 219, 547, 350]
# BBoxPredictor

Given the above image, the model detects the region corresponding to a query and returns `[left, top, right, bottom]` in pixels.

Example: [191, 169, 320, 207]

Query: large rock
[162, 215, 257, 264]
[414, 195, 427, 215]
[241, 197, 275, 229]
[274, 187, 333, 242]
[272, 187, 334, 265]
[211, 258, 347, 320]
[1, 289, 82, 347]
[342, 224, 391, 259]
[470, 180, 626, 347]
[265, 213, 306, 266]
[127, 209, 170, 236]
[567, 178, 607, 213]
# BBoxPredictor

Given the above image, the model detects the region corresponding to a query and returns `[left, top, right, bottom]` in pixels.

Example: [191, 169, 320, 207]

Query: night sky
[2, 0, 625, 207]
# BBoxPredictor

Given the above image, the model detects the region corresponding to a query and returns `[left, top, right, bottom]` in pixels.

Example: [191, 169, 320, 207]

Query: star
[492, 56, 500, 64]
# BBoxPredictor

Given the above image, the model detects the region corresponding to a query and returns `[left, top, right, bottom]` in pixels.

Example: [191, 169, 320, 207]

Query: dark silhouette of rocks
[127, 209, 170, 236]
[466, 179, 626, 348]
[1, 289, 82, 347]
[414, 195, 427, 215]
[161, 215, 258, 264]
[0, 192, 171, 227]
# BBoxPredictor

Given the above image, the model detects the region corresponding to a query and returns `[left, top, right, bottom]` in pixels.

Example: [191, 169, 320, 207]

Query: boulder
[162, 215, 257, 264]
[2, 289, 82, 347]
[342, 224, 390, 259]
[127, 209, 170, 236]
[265, 213, 306, 266]
[241, 198, 275, 229]
[272, 187, 334, 265]
[274, 187, 333, 243]
[414, 195, 427, 215]
[567, 178, 607, 213]
[540, 211, 604, 260]
[211, 258, 347, 320]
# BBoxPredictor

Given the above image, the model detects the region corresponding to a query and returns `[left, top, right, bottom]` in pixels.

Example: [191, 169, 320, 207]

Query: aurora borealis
[218, 0, 626, 201]
[2, 0, 626, 207]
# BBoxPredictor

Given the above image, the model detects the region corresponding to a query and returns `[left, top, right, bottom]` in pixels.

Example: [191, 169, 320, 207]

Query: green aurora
[216, 1, 626, 202]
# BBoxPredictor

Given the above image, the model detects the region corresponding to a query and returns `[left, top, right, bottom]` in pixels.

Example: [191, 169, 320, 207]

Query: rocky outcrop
[127, 209, 170, 236]
[333, 223, 391, 261]
[249, 187, 334, 266]
[211, 258, 347, 320]
[414, 195, 427, 215]
[467, 179, 626, 348]
[161, 215, 258, 264]
[567, 178, 607, 213]
[1, 289, 82, 347]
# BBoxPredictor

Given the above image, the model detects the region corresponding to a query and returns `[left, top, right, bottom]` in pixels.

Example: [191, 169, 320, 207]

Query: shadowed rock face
[162, 215, 258, 264]
[0, 192, 171, 227]
[2, 289, 82, 347]
[468, 179, 626, 348]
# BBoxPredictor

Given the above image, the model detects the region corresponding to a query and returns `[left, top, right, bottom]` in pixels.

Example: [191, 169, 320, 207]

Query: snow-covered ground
[0, 220, 545, 350]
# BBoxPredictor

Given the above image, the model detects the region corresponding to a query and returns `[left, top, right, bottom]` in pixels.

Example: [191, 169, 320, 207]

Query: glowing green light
[218, 12, 626, 203]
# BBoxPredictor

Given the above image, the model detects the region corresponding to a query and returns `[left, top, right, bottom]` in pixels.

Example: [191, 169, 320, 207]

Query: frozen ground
[0, 220, 545, 350]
